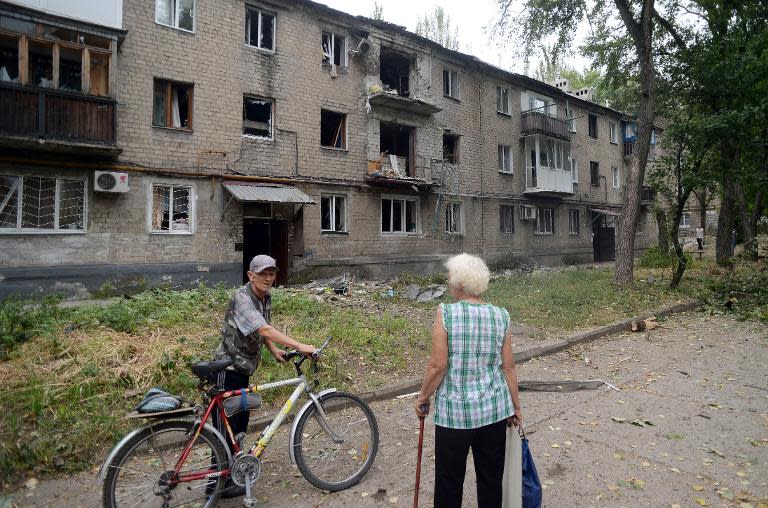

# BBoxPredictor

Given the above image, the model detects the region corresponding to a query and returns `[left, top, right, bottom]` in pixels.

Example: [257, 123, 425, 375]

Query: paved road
[12, 312, 768, 507]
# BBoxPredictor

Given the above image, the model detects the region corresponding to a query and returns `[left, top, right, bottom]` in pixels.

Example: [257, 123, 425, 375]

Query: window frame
[320, 193, 348, 233]
[242, 95, 273, 139]
[498, 144, 512, 174]
[245, 7, 276, 52]
[590, 161, 600, 186]
[443, 68, 460, 100]
[380, 195, 419, 235]
[500, 204, 515, 234]
[679, 212, 691, 229]
[496, 85, 510, 115]
[152, 78, 194, 131]
[443, 132, 460, 164]
[445, 201, 463, 234]
[320, 109, 348, 150]
[611, 166, 620, 188]
[0, 175, 87, 234]
[155, 0, 196, 33]
[588, 113, 598, 139]
[321, 31, 347, 67]
[609, 121, 617, 144]
[535, 207, 554, 235]
[571, 157, 579, 183]
[568, 208, 580, 235]
[148, 182, 195, 234]
[565, 107, 576, 132]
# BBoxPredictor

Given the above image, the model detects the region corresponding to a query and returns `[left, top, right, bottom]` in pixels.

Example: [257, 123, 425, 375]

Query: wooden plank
[82, 48, 91, 94]
[108, 40, 116, 97]
[18, 36, 28, 86]
[52, 44, 59, 89]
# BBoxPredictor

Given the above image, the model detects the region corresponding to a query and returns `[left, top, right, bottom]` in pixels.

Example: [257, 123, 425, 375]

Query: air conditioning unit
[520, 205, 536, 220]
[94, 171, 130, 193]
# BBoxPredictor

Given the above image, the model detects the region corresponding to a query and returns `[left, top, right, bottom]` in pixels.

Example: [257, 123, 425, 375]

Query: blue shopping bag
[520, 429, 542, 508]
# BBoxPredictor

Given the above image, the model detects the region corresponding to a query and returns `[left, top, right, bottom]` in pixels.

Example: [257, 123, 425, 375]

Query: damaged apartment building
[0, 0, 657, 297]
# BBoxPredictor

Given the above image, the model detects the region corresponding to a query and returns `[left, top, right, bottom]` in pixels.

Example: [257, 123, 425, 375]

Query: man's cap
[249, 254, 278, 273]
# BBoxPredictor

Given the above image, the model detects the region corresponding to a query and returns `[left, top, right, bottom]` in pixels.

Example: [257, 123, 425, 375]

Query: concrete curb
[249, 299, 699, 432]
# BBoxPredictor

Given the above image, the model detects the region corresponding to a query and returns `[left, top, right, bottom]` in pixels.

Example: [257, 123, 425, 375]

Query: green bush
[0, 295, 63, 359]
[638, 247, 675, 268]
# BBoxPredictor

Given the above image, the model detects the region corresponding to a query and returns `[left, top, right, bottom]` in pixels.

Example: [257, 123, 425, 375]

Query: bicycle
[98, 337, 379, 507]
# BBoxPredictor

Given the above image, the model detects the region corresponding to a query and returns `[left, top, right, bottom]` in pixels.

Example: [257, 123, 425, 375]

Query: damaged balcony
[368, 46, 441, 116]
[366, 121, 432, 189]
[521, 110, 570, 141]
[0, 82, 119, 157]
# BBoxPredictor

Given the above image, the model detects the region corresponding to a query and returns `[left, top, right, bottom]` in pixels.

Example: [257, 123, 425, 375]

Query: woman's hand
[415, 398, 430, 418]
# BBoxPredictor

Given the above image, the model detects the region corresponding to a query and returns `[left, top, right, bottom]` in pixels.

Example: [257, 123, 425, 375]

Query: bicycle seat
[190, 358, 234, 381]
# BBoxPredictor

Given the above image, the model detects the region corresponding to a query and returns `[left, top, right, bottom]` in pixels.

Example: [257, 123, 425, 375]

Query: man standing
[695, 225, 705, 251]
[212, 254, 317, 496]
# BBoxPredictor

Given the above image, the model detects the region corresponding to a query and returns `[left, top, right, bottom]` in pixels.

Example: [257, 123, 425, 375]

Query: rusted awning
[590, 207, 621, 216]
[223, 182, 315, 204]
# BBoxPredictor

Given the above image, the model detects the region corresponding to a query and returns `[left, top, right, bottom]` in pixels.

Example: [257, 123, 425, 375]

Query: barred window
[500, 205, 514, 234]
[445, 202, 462, 234]
[151, 184, 192, 233]
[0, 175, 85, 232]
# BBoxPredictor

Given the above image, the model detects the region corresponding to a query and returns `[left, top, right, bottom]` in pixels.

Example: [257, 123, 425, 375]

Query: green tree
[371, 2, 383, 21]
[415, 6, 460, 51]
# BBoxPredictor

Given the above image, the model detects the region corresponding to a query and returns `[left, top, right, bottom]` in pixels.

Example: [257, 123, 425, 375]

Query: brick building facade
[0, 0, 656, 297]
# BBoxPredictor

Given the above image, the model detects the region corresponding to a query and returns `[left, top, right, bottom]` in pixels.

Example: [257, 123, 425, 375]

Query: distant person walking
[415, 253, 522, 508]
[696, 226, 705, 250]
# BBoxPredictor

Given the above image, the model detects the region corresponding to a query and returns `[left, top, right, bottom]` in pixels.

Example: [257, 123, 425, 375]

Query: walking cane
[414, 403, 428, 508]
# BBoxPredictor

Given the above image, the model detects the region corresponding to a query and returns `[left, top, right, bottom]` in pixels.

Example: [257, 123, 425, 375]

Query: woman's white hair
[444, 253, 490, 296]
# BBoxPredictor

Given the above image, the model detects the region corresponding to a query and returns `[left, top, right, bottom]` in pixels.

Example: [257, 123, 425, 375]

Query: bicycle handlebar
[283, 336, 332, 365]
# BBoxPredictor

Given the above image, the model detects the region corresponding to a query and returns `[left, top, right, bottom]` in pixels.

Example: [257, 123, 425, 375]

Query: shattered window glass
[243, 97, 272, 138]
[321, 195, 346, 232]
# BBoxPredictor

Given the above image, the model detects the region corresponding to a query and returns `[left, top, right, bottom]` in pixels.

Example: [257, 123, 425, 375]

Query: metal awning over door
[222, 182, 315, 204]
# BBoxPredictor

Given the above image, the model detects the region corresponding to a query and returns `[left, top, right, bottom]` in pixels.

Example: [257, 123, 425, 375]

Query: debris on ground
[404, 284, 447, 302]
[630, 316, 658, 332]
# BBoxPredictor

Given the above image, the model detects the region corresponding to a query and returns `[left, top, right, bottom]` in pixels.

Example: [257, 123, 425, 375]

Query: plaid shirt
[433, 302, 514, 429]
[213, 284, 271, 376]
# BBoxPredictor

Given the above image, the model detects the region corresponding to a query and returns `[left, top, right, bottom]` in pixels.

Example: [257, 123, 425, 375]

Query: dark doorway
[242, 219, 288, 285]
[380, 122, 415, 176]
[380, 47, 411, 97]
[592, 212, 616, 262]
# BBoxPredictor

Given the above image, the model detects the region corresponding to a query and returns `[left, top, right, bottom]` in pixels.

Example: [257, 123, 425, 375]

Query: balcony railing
[521, 111, 570, 141]
[0, 83, 116, 146]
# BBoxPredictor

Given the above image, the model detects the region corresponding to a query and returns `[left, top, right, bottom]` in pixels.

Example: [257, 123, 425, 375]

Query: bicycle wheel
[293, 391, 379, 492]
[102, 420, 228, 508]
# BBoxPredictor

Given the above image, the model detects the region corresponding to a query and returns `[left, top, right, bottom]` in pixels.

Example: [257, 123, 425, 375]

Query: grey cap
[249, 254, 278, 273]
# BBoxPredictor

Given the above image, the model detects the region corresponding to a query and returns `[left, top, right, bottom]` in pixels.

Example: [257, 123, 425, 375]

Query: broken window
[320, 194, 346, 232]
[380, 122, 414, 176]
[0, 175, 85, 231]
[569, 209, 580, 234]
[28, 41, 53, 87]
[0, 34, 19, 82]
[243, 96, 273, 138]
[535, 207, 554, 234]
[445, 202, 462, 234]
[89, 52, 110, 96]
[588, 113, 598, 138]
[151, 184, 192, 232]
[245, 7, 275, 51]
[380, 48, 410, 97]
[153, 79, 193, 129]
[442, 69, 459, 99]
[496, 86, 510, 115]
[381, 197, 417, 234]
[609, 121, 617, 143]
[59, 47, 82, 92]
[612, 166, 620, 188]
[155, 0, 195, 32]
[322, 32, 346, 66]
[320, 109, 347, 149]
[500, 205, 514, 234]
[590, 161, 600, 186]
[498, 145, 512, 174]
[443, 132, 459, 163]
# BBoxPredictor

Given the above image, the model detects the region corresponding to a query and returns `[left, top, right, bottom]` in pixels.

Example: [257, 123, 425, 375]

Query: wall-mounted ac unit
[520, 205, 536, 220]
[94, 171, 130, 193]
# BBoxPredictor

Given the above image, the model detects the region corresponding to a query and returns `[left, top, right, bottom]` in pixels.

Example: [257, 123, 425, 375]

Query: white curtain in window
[172, 87, 181, 128]
[156, 0, 173, 25]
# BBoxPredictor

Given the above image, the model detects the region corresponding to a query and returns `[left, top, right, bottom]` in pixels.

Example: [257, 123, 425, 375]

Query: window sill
[534, 232, 554, 236]
[610, 141, 618, 145]
[501, 231, 515, 235]
[321, 230, 349, 235]
[153, 125, 194, 133]
[499, 170, 513, 175]
[443, 94, 461, 102]
[321, 62, 349, 73]
[150, 230, 194, 235]
[243, 134, 273, 141]
[382, 232, 419, 237]
[497, 111, 511, 117]
[321, 146, 349, 153]
[0, 229, 85, 235]
[155, 21, 196, 34]
[244, 44, 275, 54]
[445, 231, 464, 236]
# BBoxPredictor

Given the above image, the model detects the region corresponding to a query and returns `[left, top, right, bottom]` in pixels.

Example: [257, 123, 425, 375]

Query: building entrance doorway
[592, 211, 616, 262]
[242, 219, 288, 285]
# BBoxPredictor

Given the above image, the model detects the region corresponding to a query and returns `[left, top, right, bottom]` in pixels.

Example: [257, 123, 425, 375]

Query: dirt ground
[6, 312, 767, 508]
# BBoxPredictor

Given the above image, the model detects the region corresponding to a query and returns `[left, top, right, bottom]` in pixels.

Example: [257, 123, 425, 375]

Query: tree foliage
[415, 6, 460, 51]
[371, 2, 383, 21]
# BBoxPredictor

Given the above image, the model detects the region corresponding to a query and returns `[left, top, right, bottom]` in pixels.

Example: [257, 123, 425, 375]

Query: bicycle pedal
[243, 496, 257, 507]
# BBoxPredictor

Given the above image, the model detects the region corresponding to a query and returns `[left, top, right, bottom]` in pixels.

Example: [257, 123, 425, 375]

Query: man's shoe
[220, 479, 246, 498]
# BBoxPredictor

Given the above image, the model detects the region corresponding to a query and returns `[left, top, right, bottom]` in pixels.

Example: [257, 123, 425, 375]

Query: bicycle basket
[134, 387, 182, 414]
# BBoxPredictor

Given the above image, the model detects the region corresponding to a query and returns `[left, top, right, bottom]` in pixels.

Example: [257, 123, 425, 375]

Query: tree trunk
[733, 181, 758, 261]
[716, 181, 736, 265]
[614, 0, 655, 288]
[670, 189, 693, 289]
[655, 208, 669, 253]
[695, 189, 707, 229]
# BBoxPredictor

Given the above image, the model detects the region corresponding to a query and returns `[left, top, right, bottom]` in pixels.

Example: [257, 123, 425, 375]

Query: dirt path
[8, 312, 767, 507]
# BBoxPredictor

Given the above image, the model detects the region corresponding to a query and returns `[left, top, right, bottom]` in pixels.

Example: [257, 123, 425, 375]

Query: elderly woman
[415, 253, 522, 508]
